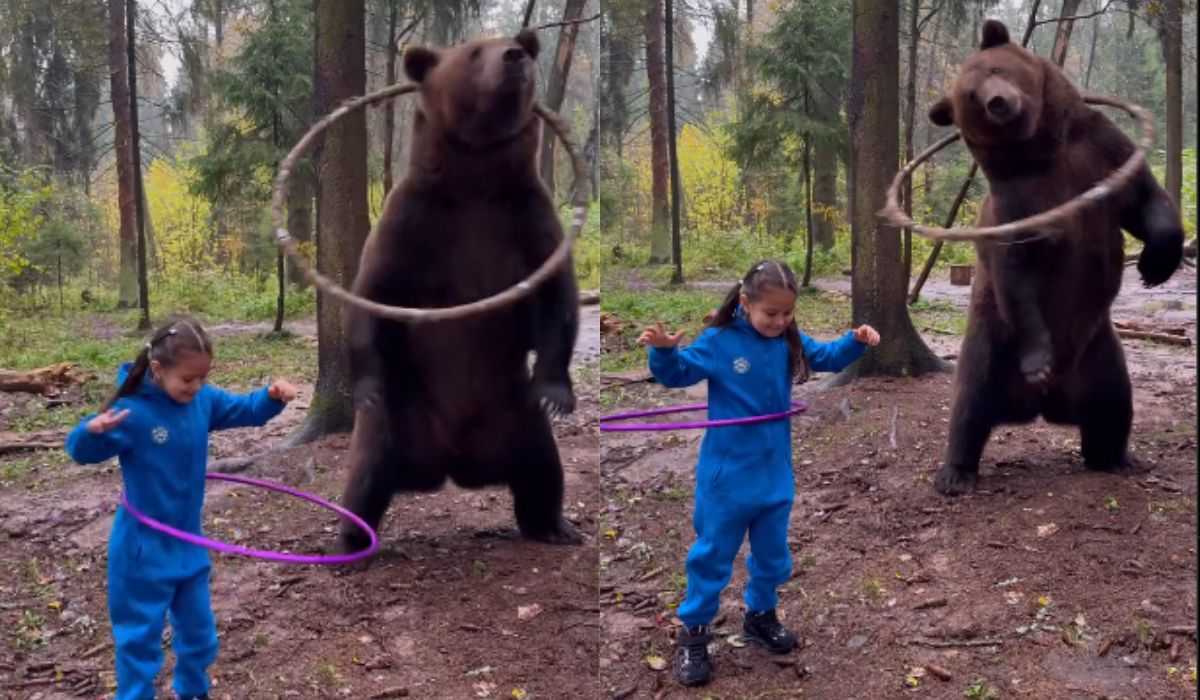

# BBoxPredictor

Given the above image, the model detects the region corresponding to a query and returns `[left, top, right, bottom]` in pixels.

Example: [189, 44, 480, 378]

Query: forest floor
[598, 266, 1197, 700]
[0, 304, 602, 699]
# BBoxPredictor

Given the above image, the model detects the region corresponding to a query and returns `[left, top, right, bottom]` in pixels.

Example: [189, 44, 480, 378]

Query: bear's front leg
[1119, 172, 1184, 288]
[530, 254, 580, 417]
[995, 240, 1053, 386]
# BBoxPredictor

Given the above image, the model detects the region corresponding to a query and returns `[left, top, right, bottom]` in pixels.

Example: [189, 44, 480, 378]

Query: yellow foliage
[676, 123, 742, 238]
[144, 159, 213, 274]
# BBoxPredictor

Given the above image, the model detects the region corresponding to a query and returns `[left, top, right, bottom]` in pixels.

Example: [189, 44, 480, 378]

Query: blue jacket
[65, 363, 285, 579]
[648, 314, 864, 500]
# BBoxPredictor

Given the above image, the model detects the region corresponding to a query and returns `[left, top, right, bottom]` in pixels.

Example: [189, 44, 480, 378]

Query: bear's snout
[978, 78, 1021, 125]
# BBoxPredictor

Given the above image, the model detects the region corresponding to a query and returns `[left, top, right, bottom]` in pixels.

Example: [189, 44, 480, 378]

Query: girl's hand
[853, 324, 881, 346]
[268, 379, 298, 403]
[87, 408, 130, 434]
[637, 322, 686, 349]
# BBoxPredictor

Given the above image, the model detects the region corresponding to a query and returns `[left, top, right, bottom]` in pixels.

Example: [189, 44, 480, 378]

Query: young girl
[65, 316, 297, 700]
[638, 260, 880, 687]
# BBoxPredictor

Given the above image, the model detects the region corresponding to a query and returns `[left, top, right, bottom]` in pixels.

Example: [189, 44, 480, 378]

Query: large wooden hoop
[877, 94, 1154, 242]
[270, 82, 590, 323]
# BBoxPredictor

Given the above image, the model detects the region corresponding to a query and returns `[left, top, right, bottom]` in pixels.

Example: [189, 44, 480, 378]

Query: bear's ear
[928, 97, 955, 126]
[403, 46, 439, 83]
[515, 28, 540, 59]
[980, 19, 1010, 49]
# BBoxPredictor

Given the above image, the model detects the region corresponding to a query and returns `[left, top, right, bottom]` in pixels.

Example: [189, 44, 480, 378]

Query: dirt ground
[0, 305, 602, 699]
[599, 267, 1197, 699]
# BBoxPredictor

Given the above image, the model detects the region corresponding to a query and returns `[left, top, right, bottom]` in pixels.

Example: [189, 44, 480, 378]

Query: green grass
[0, 305, 317, 431]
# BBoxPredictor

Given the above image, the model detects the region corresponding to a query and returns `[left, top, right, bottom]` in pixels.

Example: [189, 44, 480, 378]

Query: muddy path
[0, 305, 601, 699]
[598, 268, 1197, 699]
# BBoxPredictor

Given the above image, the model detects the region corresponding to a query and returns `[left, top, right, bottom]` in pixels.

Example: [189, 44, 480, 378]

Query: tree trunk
[645, 0, 671, 264]
[539, 0, 587, 195]
[127, 0, 150, 330]
[847, 0, 945, 379]
[665, 0, 683, 284]
[295, 0, 370, 442]
[1082, 0, 1099, 89]
[1050, 0, 1084, 67]
[811, 72, 840, 250]
[902, 0, 920, 289]
[1163, 0, 1182, 207]
[802, 131, 814, 288]
[286, 164, 313, 288]
[108, 0, 138, 309]
[382, 0, 398, 197]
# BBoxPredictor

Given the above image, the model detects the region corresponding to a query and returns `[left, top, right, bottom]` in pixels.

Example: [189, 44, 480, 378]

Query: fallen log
[0, 363, 93, 396]
[1116, 329, 1192, 346]
[1113, 320, 1186, 335]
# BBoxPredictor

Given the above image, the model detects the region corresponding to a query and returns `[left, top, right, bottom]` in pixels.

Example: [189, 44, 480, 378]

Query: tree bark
[811, 71, 840, 250]
[645, 0, 671, 264]
[1050, 0, 1084, 67]
[108, 0, 138, 309]
[539, 0, 587, 195]
[127, 0, 150, 331]
[295, 0, 370, 442]
[1163, 0, 1182, 207]
[1082, 0, 1099, 89]
[665, 0, 683, 284]
[847, 0, 945, 379]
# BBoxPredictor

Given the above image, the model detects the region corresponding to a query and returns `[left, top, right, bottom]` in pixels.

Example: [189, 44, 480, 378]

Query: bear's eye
[470, 47, 481, 61]
[989, 67, 1002, 75]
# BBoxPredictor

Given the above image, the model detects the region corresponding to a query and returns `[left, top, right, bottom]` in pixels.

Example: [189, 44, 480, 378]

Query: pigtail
[99, 346, 151, 413]
[785, 323, 810, 384]
[707, 281, 743, 328]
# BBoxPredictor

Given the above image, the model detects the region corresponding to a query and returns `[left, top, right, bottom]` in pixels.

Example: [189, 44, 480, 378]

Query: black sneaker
[673, 624, 713, 686]
[743, 608, 796, 654]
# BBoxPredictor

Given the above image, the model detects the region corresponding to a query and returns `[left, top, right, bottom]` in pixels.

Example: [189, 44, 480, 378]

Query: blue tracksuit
[65, 363, 285, 700]
[648, 313, 865, 626]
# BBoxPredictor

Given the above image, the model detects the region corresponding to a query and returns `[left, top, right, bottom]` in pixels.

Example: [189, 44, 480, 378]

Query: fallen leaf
[1036, 523, 1059, 538]
[726, 634, 746, 648]
[511, 689, 527, 699]
[645, 654, 668, 671]
[517, 603, 543, 621]
[474, 681, 497, 697]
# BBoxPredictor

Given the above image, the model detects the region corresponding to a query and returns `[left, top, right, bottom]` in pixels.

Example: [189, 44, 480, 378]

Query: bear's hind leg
[337, 414, 400, 556]
[936, 330, 1001, 495]
[505, 412, 582, 545]
[1076, 329, 1136, 472]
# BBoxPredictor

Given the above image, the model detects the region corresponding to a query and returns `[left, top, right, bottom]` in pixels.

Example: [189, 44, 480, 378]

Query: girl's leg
[109, 563, 173, 700]
[744, 499, 793, 614]
[168, 568, 219, 697]
[676, 496, 750, 627]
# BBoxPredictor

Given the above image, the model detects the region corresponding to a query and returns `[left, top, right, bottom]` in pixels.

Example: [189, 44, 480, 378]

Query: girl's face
[740, 286, 796, 338]
[151, 350, 211, 404]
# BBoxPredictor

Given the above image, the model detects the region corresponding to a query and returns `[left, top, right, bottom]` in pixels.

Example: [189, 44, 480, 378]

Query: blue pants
[676, 487, 794, 628]
[108, 554, 218, 700]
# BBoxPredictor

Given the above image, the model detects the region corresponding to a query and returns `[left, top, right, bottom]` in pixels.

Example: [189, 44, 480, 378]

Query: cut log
[0, 363, 94, 396]
[0, 430, 68, 455]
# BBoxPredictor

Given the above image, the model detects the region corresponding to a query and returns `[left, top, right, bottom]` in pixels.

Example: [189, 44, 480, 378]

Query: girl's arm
[800, 330, 866, 373]
[206, 385, 286, 431]
[648, 328, 717, 388]
[64, 413, 130, 464]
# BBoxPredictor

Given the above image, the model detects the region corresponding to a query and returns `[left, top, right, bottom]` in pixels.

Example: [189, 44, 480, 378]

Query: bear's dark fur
[928, 19, 1184, 495]
[338, 29, 581, 550]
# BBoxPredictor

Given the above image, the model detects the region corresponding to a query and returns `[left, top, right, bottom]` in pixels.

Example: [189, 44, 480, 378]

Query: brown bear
[338, 29, 582, 552]
[927, 19, 1184, 495]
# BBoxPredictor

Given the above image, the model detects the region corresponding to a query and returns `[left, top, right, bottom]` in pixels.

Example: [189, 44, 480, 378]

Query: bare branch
[535, 13, 601, 32]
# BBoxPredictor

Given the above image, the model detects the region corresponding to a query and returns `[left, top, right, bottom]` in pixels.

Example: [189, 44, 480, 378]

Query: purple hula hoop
[119, 472, 379, 565]
[599, 400, 808, 432]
